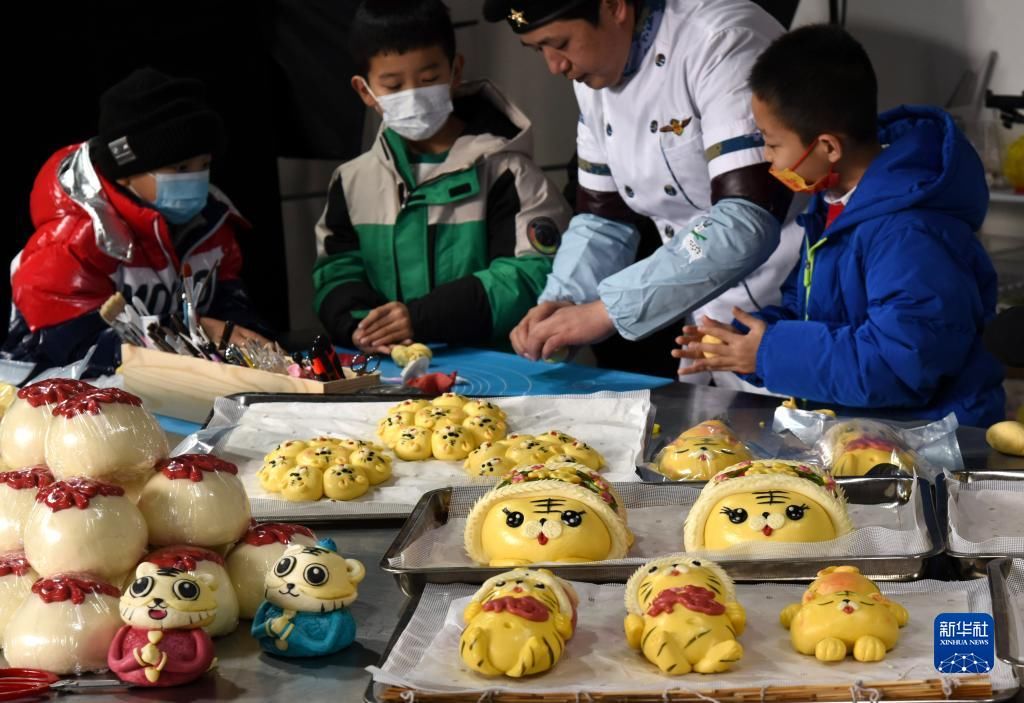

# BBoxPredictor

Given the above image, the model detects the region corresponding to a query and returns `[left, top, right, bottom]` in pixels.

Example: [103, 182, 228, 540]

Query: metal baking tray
[987, 557, 1024, 673]
[937, 470, 1024, 577]
[200, 391, 651, 525]
[364, 582, 1019, 703]
[380, 476, 943, 596]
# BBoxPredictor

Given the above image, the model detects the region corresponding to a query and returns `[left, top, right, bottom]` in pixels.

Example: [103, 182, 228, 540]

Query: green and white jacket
[313, 80, 571, 347]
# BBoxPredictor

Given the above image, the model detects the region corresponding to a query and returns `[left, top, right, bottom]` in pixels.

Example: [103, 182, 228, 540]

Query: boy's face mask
[362, 79, 453, 141]
[151, 170, 210, 224]
[769, 139, 839, 193]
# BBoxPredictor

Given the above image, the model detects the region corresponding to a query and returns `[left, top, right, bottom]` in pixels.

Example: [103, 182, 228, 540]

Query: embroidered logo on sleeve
[681, 219, 711, 263]
[527, 217, 561, 255]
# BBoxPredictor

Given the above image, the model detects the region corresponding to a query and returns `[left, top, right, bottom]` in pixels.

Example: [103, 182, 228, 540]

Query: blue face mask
[152, 170, 210, 224]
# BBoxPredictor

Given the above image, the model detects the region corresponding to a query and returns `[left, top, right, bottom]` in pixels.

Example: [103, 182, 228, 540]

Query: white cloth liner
[192, 392, 652, 520]
[388, 478, 932, 568]
[368, 578, 1019, 695]
[945, 475, 1024, 556]
[999, 558, 1023, 665]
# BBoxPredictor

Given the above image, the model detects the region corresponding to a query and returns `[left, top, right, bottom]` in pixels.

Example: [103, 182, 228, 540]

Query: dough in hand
[701, 334, 723, 358]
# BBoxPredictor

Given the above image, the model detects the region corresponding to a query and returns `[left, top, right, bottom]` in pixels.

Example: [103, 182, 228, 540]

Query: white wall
[449, 0, 579, 177]
[791, 0, 1024, 247]
[793, 0, 1022, 106]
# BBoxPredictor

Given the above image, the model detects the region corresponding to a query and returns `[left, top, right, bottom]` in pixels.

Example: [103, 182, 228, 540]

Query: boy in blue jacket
[674, 24, 1005, 427]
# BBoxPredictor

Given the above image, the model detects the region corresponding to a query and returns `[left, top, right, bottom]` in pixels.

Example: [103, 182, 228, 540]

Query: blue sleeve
[598, 198, 781, 340]
[736, 260, 801, 386]
[250, 602, 275, 638]
[756, 223, 983, 407]
[538, 213, 639, 304]
[753, 257, 803, 326]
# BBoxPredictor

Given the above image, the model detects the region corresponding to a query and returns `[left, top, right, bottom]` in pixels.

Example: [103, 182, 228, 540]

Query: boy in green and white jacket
[313, 0, 571, 353]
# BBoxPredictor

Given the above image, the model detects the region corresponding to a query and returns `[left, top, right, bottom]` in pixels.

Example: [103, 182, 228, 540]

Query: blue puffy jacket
[744, 106, 1005, 427]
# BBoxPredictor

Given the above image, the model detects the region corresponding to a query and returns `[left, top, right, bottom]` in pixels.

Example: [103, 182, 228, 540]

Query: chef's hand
[522, 301, 615, 361]
[510, 300, 573, 357]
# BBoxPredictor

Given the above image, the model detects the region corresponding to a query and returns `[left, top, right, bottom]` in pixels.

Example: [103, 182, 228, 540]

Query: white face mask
[362, 79, 453, 141]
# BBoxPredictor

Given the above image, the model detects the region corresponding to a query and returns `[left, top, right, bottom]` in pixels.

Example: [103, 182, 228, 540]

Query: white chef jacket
[541, 0, 805, 353]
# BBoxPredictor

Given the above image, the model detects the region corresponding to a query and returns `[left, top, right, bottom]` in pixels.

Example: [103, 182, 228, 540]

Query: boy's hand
[199, 317, 271, 347]
[671, 307, 765, 375]
[354, 302, 413, 353]
[510, 301, 573, 357]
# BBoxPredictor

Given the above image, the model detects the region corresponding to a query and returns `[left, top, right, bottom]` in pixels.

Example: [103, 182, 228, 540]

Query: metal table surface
[4, 382, 1020, 702]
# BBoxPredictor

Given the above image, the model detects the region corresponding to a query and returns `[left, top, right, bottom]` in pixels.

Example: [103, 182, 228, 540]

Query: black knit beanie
[91, 67, 225, 179]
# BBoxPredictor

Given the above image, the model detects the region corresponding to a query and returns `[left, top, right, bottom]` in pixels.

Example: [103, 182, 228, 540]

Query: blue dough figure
[251, 538, 365, 657]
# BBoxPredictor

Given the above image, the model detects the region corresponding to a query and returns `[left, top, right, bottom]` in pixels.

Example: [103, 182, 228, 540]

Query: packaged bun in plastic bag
[0, 550, 37, 644]
[0, 466, 54, 551]
[0, 379, 95, 469]
[655, 419, 754, 480]
[820, 419, 918, 476]
[24, 477, 148, 581]
[45, 388, 168, 495]
[3, 574, 122, 674]
[138, 454, 251, 551]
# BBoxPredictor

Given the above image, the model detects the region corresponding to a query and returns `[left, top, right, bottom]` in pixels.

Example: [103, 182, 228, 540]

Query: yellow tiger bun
[348, 447, 392, 485]
[460, 568, 578, 677]
[257, 457, 293, 492]
[534, 430, 577, 446]
[683, 461, 852, 551]
[463, 414, 508, 445]
[658, 435, 752, 480]
[264, 439, 309, 463]
[295, 445, 341, 471]
[624, 555, 745, 674]
[432, 423, 477, 461]
[432, 392, 469, 410]
[281, 465, 323, 502]
[465, 463, 633, 566]
[323, 463, 370, 501]
[504, 438, 557, 466]
[821, 420, 916, 476]
[463, 400, 507, 420]
[392, 426, 433, 461]
[464, 442, 509, 474]
[415, 406, 466, 430]
[377, 413, 412, 447]
[560, 440, 604, 470]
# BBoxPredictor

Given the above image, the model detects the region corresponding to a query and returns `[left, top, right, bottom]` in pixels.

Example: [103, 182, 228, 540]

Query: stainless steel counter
[0, 525, 406, 703]
[3, 382, 1020, 702]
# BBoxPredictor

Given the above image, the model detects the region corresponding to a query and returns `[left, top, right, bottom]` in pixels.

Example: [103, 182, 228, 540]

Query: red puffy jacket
[13, 142, 248, 329]
[4, 142, 266, 371]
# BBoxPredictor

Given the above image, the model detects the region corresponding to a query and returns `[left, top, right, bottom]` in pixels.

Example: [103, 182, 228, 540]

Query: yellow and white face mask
[769, 138, 839, 193]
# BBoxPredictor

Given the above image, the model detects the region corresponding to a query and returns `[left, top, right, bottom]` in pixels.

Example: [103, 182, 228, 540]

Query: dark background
[8, 0, 367, 341]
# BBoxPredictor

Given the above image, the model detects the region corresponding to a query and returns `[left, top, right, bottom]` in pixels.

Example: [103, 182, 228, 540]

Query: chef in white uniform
[494, 0, 804, 390]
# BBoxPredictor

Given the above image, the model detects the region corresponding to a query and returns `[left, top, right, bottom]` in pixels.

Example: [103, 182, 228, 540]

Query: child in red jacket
[4, 67, 270, 374]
